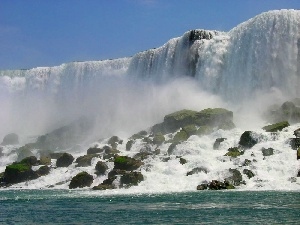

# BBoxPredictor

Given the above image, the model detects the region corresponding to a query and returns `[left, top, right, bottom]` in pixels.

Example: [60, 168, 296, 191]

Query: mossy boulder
[261, 147, 274, 157]
[239, 131, 258, 149]
[3, 162, 37, 184]
[262, 121, 289, 132]
[172, 130, 189, 143]
[225, 147, 244, 158]
[56, 153, 74, 167]
[151, 108, 234, 134]
[182, 124, 197, 136]
[213, 138, 226, 150]
[196, 126, 213, 136]
[130, 130, 147, 140]
[243, 169, 255, 179]
[75, 154, 99, 167]
[120, 171, 144, 188]
[1, 133, 19, 145]
[69, 171, 93, 189]
[152, 133, 165, 146]
[20, 156, 38, 166]
[95, 161, 108, 176]
[114, 156, 143, 171]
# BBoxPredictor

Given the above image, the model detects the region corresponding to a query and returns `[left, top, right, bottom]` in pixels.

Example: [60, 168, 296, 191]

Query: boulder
[36, 166, 50, 176]
[126, 140, 134, 151]
[1, 133, 19, 145]
[297, 170, 300, 177]
[56, 153, 74, 167]
[294, 128, 300, 137]
[225, 169, 243, 186]
[199, 180, 235, 190]
[39, 156, 51, 166]
[186, 167, 208, 176]
[17, 146, 34, 162]
[261, 147, 274, 157]
[20, 156, 38, 166]
[167, 143, 178, 155]
[130, 130, 147, 140]
[243, 169, 255, 179]
[242, 159, 252, 166]
[120, 171, 144, 187]
[289, 138, 300, 150]
[113, 156, 143, 171]
[213, 138, 226, 150]
[224, 147, 244, 158]
[69, 171, 93, 189]
[268, 101, 300, 123]
[262, 121, 289, 132]
[49, 152, 64, 159]
[95, 161, 108, 176]
[239, 131, 258, 149]
[87, 147, 103, 155]
[172, 130, 188, 143]
[92, 176, 117, 190]
[3, 162, 37, 184]
[297, 149, 300, 160]
[107, 136, 122, 148]
[35, 117, 94, 150]
[75, 154, 99, 167]
[179, 157, 187, 165]
[182, 124, 197, 137]
[133, 152, 152, 161]
[152, 133, 165, 146]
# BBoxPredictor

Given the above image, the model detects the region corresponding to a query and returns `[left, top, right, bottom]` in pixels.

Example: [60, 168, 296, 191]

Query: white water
[0, 10, 300, 192]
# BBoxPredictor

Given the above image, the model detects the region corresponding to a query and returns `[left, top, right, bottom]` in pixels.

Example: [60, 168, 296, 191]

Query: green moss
[225, 147, 244, 158]
[182, 124, 197, 136]
[262, 121, 290, 132]
[172, 130, 188, 143]
[6, 163, 30, 172]
[152, 133, 165, 145]
[196, 126, 213, 136]
[165, 109, 198, 121]
[199, 108, 229, 115]
[114, 156, 127, 164]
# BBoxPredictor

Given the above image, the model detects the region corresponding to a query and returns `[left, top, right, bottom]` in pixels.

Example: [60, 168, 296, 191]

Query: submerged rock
[197, 180, 235, 190]
[186, 167, 208, 176]
[261, 147, 274, 157]
[69, 171, 93, 189]
[92, 176, 117, 190]
[243, 169, 255, 179]
[1, 133, 19, 146]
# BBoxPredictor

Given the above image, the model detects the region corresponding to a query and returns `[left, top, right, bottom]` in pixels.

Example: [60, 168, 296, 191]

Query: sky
[0, 0, 300, 70]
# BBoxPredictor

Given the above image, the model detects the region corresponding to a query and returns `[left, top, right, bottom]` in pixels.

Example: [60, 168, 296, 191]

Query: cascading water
[0, 10, 299, 192]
